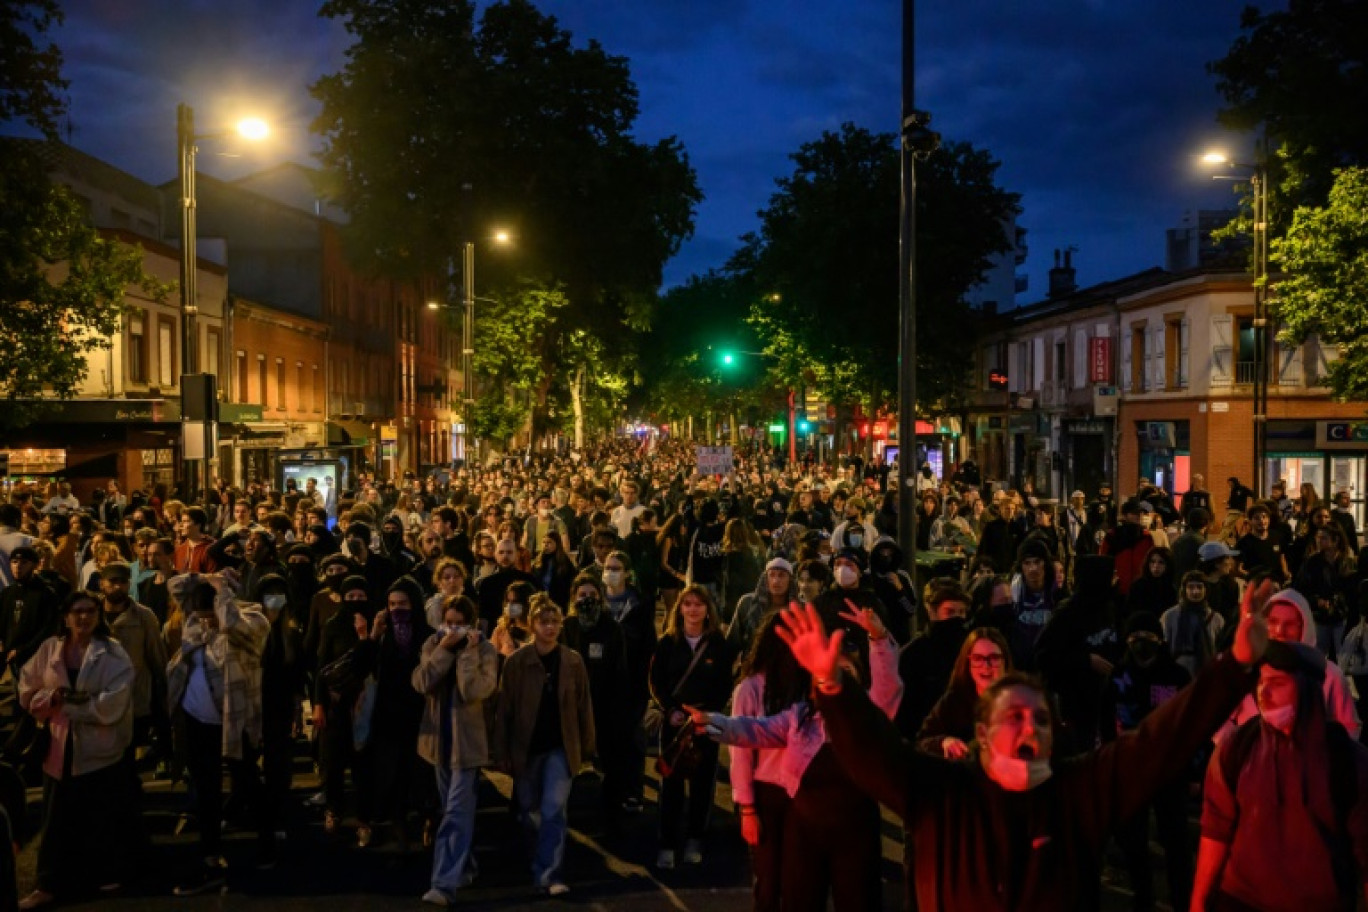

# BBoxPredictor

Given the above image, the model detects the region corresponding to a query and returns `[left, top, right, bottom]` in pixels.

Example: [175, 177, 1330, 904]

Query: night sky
[56, 0, 1271, 301]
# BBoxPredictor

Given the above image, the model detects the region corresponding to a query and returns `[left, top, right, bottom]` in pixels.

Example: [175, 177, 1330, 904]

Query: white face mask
[834, 565, 858, 588]
[1262, 704, 1296, 731]
[506, 603, 524, 619]
[984, 745, 1053, 791]
[262, 593, 287, 612]
[603, 569, 624, 587]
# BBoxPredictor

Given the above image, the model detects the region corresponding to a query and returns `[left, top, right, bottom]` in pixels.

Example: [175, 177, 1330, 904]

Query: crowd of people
[0, 442, 1364, 911]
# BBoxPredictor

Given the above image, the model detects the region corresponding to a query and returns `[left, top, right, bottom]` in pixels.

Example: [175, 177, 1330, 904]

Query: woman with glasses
[915, 628, 1013, 758]
[17, 590, 135, 909]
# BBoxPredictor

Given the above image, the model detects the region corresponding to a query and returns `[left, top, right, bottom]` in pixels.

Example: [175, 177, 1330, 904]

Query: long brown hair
[947, 627, 1013, 695]
[664, 583, 722, 638]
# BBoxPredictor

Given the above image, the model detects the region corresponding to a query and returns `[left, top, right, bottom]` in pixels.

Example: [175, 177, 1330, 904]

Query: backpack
[1219, 716, 1359, 832]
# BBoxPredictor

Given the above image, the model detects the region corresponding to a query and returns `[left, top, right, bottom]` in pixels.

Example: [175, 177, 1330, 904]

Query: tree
[1271, 167, 1368, 399]
[313, 0, 702, 446]
[731, 123, 1019, 416]
[0, 3, 160, 429]
[1209, 0, 1368, 217]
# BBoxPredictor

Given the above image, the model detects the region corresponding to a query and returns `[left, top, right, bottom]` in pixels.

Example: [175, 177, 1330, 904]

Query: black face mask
[381, 530, 403, 551]
[288, 563, 315, 580]
[575, 596, 602, 629]
[870, 549, 897, 574]
[327, 574, 348, 592]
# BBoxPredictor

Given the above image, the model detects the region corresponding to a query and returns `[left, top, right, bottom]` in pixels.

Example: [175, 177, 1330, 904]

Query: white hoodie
[1214, 588, 1361, 743]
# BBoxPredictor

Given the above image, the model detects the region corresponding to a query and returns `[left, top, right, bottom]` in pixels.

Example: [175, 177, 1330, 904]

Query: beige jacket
[412, 635, 499, 770]
[108, 600, 168, 719]
[493, 643, 596, 777]
[20, 636, 134, 778]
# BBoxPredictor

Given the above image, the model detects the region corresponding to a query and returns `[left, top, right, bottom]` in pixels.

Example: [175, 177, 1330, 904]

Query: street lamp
[425, 231, 511, 463]
[176, 103, 268, 498]
[1203, 143, 1269, 495]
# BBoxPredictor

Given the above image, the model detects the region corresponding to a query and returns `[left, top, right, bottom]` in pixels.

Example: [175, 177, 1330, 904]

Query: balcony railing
[1235, 360, 1257, 384]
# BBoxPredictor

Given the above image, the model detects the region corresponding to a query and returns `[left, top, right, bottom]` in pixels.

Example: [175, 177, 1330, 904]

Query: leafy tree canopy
[1209, 0, 1368, 214]
[1272, 166, 1368, 399]
[0, 2, 160, 429]
[729, 123, 1019, 413]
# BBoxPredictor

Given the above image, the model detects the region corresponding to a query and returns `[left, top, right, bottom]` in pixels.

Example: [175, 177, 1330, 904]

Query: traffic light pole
[896, 0, 919, 572]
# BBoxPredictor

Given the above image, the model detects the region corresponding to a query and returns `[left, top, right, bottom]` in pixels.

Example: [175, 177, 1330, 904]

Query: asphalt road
[12, 742, 1173, 911]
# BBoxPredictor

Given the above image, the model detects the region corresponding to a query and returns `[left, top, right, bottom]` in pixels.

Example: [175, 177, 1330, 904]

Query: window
[297, 362, 305, 412]
[313, 364, 322, 412]
[276, 359, 286, 410]
[1129, 324, 1146, 391]
[1236, 316, 1256, 383]
[1054, 339, 1067, 386]
[236, 351, 248, 402]
[1165, 318, 1189, 388]
[127, 311, 147, 383]
[158, 318, 175, 388]
[206, 329, 221, 380]
[257, 355, 267, 405]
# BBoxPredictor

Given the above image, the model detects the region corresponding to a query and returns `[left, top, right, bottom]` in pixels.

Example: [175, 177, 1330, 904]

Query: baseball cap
[1198, 541, 1239, 561]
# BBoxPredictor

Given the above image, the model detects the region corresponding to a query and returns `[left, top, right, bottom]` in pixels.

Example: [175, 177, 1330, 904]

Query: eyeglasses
[969, 653, 1006, 668]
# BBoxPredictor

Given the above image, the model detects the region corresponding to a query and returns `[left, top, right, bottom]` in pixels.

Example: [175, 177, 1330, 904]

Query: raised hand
[838, 598, 887, 640]
[1233, 578, 1276, 667]
[775, 601, 843, 684]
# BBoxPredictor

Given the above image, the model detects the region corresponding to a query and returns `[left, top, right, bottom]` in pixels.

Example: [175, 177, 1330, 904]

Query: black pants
[1116, 779, 1193, 911]
[261, 706, 294, 837]
[658, 731, 720, 849]
[321, 706, 373, 823]
[37, 758, 134, 895]
[367, 726, 423, 831]
[750, 781, 791, 912]
[184, 716, 271, 859]
[781, 747, 882, 912]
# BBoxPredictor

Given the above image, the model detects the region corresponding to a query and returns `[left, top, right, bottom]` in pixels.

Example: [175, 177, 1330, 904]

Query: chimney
[1048, 246, 1077, 298]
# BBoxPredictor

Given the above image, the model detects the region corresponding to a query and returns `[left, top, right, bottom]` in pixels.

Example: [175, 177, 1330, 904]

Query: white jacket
[20, 636, 134, 778]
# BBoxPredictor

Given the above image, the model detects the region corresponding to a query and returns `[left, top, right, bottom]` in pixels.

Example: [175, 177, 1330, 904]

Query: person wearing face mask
[282, 545, 319, 630]
[1214, 587, 1361, 743]
[1194, 641, 1368, 912]
[780, 576, 1273, 911]
[313, 575, 374, 840]
[866, 540, 918, 644]
[1099, 611, 1194, 912]
[560, 574, 630, 834]
[304, 553, 357, 668]
[255, 573, 304, 855]
[895, 580, 972, 740]
[1035, 554, 1122, 754]
[1100, 500, 1155, 598]
[830, 497, 871, 554]
[811, 549, 890, 707]
[413, 595, 497, 906]
[687, 602, 901, 912]
[378, 516, 420, 579]
[491, 581, 535, 660]
[350, 576, 434, 851]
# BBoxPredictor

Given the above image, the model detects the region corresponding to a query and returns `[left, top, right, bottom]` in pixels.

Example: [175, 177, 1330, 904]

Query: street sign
[695, 445, 733, 476]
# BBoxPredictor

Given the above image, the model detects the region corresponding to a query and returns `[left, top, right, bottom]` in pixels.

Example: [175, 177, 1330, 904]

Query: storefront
[0, 399, 182, 499]
[1062, 418, 1114, 499]
[1133, 420, 1191, 497]
[1263, 420, 1368, 530]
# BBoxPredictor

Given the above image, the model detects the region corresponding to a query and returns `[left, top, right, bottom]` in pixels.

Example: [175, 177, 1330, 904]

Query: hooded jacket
[1215, 589, 1361, 743]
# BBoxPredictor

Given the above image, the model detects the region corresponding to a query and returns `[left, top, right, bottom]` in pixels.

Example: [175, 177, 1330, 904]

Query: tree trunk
[571, 365, 585, 450]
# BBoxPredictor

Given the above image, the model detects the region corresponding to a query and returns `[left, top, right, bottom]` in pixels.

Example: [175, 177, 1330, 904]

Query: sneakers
[17, 891, 54, 911]
[656, 848, 675, 870]
[682, 839, 703, 865]
[421, 889, 452, 907]
[546, 882, 570, 897]
[173, 857, 227, 897]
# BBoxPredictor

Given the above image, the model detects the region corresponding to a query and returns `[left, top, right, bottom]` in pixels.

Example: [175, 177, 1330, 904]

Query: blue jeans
[430, 765, 479, 897]
[514, 749, 572, 886]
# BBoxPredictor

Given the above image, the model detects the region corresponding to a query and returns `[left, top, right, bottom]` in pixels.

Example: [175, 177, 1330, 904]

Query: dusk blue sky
[56, 0, 1271, 302]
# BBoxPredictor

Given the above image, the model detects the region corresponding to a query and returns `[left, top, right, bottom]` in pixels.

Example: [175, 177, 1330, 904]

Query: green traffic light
[722, 353, 734, 365]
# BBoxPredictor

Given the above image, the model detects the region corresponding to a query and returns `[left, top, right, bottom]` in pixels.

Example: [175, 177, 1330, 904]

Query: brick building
[968, 267, 1363, 526]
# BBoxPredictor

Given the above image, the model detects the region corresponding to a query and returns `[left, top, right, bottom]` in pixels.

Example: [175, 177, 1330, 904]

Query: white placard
[695, 446, 734, 476]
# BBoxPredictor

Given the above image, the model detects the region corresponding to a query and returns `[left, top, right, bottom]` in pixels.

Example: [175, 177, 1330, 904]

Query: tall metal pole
[462, 240, 476, 465]
[178, 103, 200, 499]
[896, 0, 920, 571]
[1251, 149, 1268, 498]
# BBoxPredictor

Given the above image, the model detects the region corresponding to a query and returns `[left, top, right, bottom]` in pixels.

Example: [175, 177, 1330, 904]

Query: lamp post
[427, 231, 510, 465]
[176, 104, 268, 499]
[898, 0, 940, 575]
[1203, 144, 1270, 495]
